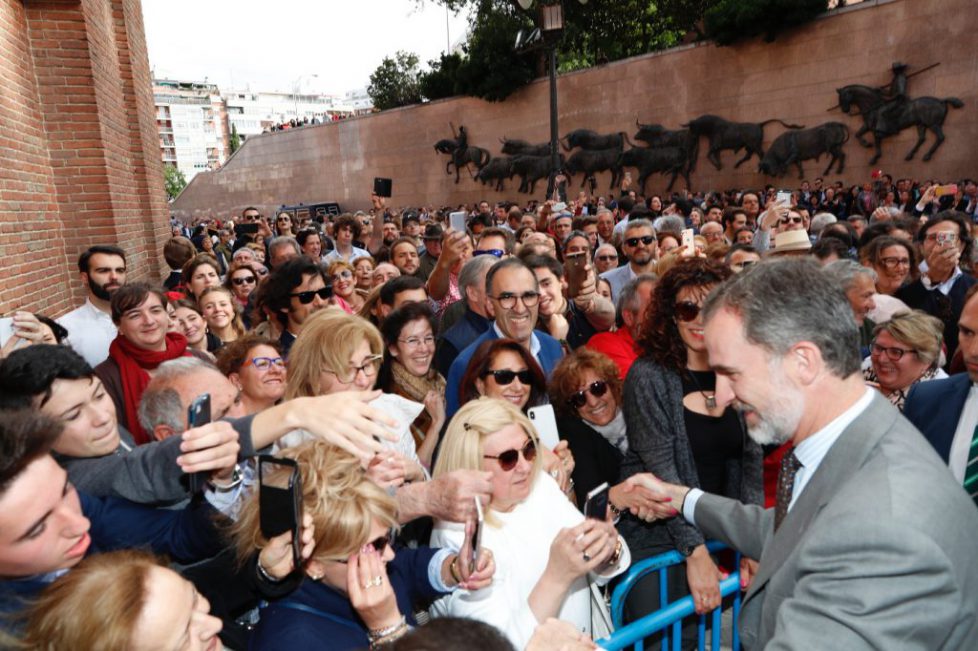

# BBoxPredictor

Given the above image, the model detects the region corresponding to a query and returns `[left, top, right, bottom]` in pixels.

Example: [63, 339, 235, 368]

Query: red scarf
[109, 332, 190, 444]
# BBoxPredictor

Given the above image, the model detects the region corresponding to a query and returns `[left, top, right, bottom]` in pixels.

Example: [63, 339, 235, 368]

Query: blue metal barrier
[596, 541, 741, 651]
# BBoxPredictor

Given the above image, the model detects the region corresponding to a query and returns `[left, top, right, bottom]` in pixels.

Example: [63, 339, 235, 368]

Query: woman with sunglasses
[216, 335, 287, 416]
[282, 309, 426, 486]
[863, 310, 946, 410]
[377, 302, 445, 470]
[329, 260, 365, 313]
[274, 211, 295, 237]
[619, 259, 762, 636]
[233, 441, 494, 651]
[549, 348, 663, 517]
[225, 260, 259, 310]
[431, 398, 629, 649]
[457, 338, 547, 413]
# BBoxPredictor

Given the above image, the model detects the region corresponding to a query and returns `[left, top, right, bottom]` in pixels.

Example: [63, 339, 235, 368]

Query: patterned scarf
[389, 360, 447, 448]
[863, 365, 941, 411]
[590, 408, 628, 455]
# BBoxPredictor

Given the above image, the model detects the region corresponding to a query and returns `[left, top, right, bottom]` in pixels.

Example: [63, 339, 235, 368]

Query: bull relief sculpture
[682, 115, 805, 171]
[835, 62, 964, 165]
[433, 125, 491, 183]
[758, 122, 849, 178]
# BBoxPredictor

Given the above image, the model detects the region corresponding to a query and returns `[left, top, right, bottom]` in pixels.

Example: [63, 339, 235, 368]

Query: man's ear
[79, 271, 91, 290]
[153, 424, 176, 441]
[787, 342, 822, 386]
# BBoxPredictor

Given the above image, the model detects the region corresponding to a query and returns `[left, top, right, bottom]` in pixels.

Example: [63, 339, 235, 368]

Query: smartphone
[449, 210, 467, 233]
[234, 222, 259, 236]
[0, 317, 18, 348]
[775, 190, 792, 206]
[186, 394, 211, 493]
[681, 228, 695, 257]
[527, 404, 559, 450]
[259, 455, 303, 572]
[935, 183, 959, 197]
[565, 252, 588, 297]
[552, 201, 567, 213]
[584, 482, 610, 520]
[373, 177, 393, 198]
[469, 496, 484, 572]
[936, 231, 957, 247]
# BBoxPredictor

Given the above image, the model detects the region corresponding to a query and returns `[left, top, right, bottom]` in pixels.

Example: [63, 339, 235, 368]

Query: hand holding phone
[259, 455, 303, 572]
[373, 177, 393, 198]
[584, 482, 610, 520]
[449, 211, 467, 233]
[681, 228, 695, 258]
[186, 394, 211, 493]
[565, 252, 588, 297]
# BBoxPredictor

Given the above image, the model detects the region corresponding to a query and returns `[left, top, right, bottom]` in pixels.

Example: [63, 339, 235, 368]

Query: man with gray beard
[643, 258, 978, 650]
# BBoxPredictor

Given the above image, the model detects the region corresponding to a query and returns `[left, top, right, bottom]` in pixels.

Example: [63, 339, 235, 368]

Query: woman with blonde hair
[282, 309, 425, 484]
[197, 285, 245, 347]
[430, 397, 630, 650]
[17, 550, 222, 650]
[233, 441, 493, 650]
[328, 259, 364, 313]
[863, 309, 947, 410]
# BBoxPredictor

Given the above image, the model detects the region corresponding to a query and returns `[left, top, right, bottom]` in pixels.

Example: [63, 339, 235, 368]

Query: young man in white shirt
[58, 245, 127, 367]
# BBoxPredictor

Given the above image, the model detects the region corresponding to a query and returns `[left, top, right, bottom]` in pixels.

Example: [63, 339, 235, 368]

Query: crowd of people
[0, 171, 977, 650]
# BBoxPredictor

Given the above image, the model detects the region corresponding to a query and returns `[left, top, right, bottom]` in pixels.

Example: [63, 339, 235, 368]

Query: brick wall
[0, 0, 168, 317]
[173, 0, 977, 218]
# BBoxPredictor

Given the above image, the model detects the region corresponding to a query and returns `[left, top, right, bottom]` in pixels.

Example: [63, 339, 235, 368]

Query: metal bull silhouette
[683, 115, 805, 170]
[759, 122, 850, 178]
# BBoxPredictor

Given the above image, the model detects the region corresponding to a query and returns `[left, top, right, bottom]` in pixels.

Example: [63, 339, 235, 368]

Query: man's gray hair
[623, 218, 655, 237]
[616, 273, 658, 327]
[137, 357, 220, 434]
[459, 255, 497, 299]
[702, 258, 861, 377]
[268, 236, 301, 257]
[652, 215, 685, 237]
[809, 212, 838, 235]
[823, 259, 877, 289]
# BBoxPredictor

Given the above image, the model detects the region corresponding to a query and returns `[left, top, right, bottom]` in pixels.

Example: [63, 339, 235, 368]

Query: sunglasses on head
[567, 380, 608, 408]
[483, 368, 533, 386]
[625, 235, 655, 247]
[231, 275, 256, 286]
[484, 438, 537, 472]
[675, 301, 702, 322]
[290, 286, 333, 304]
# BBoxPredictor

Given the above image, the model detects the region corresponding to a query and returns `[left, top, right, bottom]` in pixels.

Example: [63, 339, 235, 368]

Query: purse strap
[273, 600, 364, 634]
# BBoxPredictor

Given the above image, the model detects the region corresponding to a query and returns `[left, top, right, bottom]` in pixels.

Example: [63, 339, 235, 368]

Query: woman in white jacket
[430, 397, 630, 649]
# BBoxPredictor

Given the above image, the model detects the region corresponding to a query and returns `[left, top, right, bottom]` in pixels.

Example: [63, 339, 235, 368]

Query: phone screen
[259, 455, 303, 571]
[186, 394, 211, 493]
[449, 211, 467, 233]
[584, 482, 610, 520]
[470, 496, 484, 572]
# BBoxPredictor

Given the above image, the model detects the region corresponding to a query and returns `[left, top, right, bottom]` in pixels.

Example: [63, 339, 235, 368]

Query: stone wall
[173, 0, 977, 220]
[0, 0, 169, 316]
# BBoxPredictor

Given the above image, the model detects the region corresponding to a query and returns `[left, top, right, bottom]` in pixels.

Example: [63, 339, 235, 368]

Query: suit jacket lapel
[743, 394, 897, 604]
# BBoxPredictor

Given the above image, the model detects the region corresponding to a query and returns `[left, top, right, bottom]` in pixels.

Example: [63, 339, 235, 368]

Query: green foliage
[704, 0, 828, 45]
[229, 123, 241, 155]
[163, 164, 186, 201]
[368, 51, 424, 111]
[452, 4, 536, 102]
[419, 52, 465, 101]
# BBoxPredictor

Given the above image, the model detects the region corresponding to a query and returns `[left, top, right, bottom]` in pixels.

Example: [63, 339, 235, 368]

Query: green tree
[368, 51, 424, 111]
[704, 0, 828, 45]
[452, 3, 536, 102]
[419, 52, 465, 101]
[163, 164, 187, 201]
[229, 123, 241, 155]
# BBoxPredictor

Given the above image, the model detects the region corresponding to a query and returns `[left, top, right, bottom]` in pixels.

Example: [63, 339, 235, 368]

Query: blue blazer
[250, 547, 443, 651]
[445, 326, 564, 419]
[903, 373, 972, 462]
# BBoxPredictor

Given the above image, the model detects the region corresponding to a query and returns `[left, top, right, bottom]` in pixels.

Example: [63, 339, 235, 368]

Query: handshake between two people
[613, 473, 690, 523]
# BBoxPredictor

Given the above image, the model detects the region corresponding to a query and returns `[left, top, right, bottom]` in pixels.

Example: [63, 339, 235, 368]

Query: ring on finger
[582, 551, 591, 562]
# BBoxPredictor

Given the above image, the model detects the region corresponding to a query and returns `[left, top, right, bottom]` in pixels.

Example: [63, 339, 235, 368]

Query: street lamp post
[292, 73, 318, 120]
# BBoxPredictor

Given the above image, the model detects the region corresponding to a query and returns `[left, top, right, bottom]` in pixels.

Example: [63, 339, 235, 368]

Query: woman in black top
[618, 258, 763, 639]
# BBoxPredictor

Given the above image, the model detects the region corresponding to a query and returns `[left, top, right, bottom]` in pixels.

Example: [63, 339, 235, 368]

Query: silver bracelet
[368, 616, 407, 642]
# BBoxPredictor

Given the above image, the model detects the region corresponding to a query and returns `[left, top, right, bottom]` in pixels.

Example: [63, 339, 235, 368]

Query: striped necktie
[963, 425, 978, 506]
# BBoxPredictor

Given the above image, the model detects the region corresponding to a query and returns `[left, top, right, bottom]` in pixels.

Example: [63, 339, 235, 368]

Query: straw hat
[770, 230, 812, 255]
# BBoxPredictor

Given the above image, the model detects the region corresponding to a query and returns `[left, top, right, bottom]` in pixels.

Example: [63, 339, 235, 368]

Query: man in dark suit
[905, 283, 978, 496]
[646, 259, 978, 649]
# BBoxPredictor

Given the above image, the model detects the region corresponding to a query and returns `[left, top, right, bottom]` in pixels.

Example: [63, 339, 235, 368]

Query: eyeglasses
[731, 260, 757, 270]
[256, 267, 269, 277]
[231, 275, 256, 286]
[675, 301, 702, 322]
[249, 356, 285, 371]
[290, 286, 333, 304]
[779, 216, 804, 225]
[277, 217, 291, 223]
[325, 354, 383, 384]
[483, 368, 533, 386]
[566, 380, 608, 408]
[879, 256, 911, 270]
[474, 249, 504, 258]
[596, 254, 618, 262]
[490, 291, 540, 309]
[870, 342, 916, 361]
[332, 270, 353, 281]
[483, 439, 537, 472]
[334, 529, 395, 563]
[398, 335, 435, 349]
[625, 235, 655, 247]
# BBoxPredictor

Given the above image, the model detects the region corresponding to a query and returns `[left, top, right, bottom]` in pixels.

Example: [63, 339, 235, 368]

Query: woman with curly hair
[618, 258, 763, 643]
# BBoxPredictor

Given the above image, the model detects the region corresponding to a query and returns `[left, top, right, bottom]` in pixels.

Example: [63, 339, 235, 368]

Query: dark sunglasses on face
[484, 438, 537, 472]
[596, 254, 618, 262]
[290, 286, 333, 304]
[567, 380, 609, 408]
[483, 368, 533, 386]
[625, 235, 655, 247]
[780, 216, 804, 225]
[335, 529, 395, 563]
[675, 301, 702, 322]
[231, 276, 256, 286]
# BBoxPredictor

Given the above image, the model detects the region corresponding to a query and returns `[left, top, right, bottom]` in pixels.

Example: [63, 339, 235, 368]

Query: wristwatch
[207, 464, 243, 493]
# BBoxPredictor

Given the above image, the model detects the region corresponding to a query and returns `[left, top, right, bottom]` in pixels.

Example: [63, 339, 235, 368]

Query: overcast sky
[141, 0, 471, 96]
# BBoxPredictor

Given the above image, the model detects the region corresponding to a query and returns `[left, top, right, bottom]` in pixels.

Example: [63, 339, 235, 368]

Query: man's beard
[90, 279, 120, 301]
[741, 364, 803, 447]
